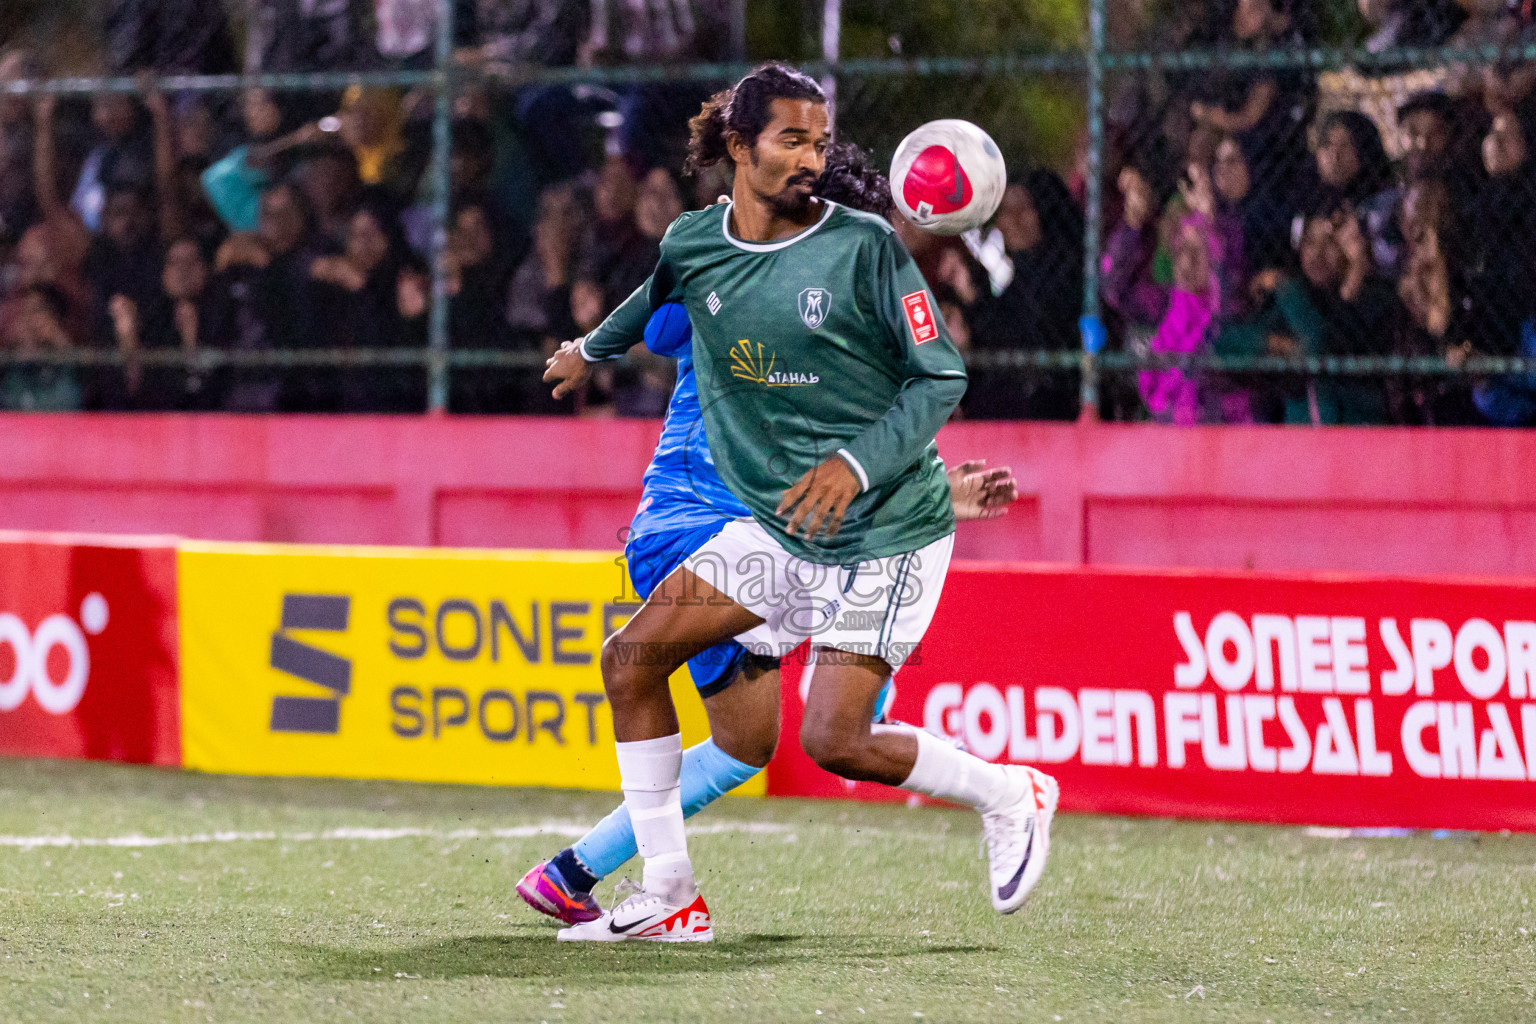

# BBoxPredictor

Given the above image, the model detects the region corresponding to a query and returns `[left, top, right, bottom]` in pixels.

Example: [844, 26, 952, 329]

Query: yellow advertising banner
[177, 541, 756, 794]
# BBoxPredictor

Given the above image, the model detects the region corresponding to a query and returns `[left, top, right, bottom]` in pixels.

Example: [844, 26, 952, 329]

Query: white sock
[876, 723, 1016, 812]
[614, 733, 694, 901]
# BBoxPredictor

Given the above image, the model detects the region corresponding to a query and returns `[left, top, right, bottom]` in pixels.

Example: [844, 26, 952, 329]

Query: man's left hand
[947, 459, 1018, 521]
[777, 456, 862, 539]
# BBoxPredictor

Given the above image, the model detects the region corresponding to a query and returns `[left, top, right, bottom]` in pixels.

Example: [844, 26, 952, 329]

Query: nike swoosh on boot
[996, 827, 1036, 902]
[608, 914, 657, 935]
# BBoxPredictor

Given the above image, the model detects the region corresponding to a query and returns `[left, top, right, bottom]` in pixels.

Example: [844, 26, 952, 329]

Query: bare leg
[798, 645, 1020, 813]
[598, 565, 764, 904]
[796, 645, 1058, 917]
[797, 648, 917, 784]
[537, 659, 779, 900]
[601, 566, 765, 741]
[703, 658, 780, 768]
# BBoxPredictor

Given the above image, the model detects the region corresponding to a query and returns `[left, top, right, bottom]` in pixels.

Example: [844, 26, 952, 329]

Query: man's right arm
[545, 248, 679, 397]
[578, 214, 690, 360]
[578, 273, 665, 361]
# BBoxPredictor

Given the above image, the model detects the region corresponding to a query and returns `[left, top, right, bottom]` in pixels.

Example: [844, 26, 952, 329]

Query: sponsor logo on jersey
[902, 290, 938, 344]
[798, 287, 831, 330]
[706, 292, 722, 315]
[729, 339, 819, 387]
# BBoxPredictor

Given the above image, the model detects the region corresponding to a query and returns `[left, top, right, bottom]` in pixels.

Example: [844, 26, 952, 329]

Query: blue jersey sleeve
[644, 302, 692, 358]
[627, 300, 751, 542]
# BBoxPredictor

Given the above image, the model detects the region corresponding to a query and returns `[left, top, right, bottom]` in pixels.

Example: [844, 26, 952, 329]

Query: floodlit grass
[0, 758, 1532, 1022]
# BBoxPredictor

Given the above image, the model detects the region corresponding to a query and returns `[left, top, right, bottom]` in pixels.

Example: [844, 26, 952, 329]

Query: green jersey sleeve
[578, 223, 683, 361]
[579, 275, 658, 361]
[836, 231, 968, 492]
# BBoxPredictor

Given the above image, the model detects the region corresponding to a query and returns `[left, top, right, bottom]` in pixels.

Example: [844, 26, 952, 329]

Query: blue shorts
[625, 520, 750, 698]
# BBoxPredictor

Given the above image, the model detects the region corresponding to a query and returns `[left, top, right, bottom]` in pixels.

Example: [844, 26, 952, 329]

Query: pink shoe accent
[517, 861, 602, 925]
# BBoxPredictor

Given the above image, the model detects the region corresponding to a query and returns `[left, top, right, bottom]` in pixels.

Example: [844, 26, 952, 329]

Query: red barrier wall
[2, 414, 1535, 575]
[768, 561, 1536, 832]
[0, 532, 180, 765]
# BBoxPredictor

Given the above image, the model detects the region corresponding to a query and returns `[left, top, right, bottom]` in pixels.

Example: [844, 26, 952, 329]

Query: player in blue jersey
[516, 145, 1018, 927]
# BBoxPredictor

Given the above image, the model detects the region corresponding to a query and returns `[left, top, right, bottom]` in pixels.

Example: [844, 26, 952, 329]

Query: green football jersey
[582, 200, 967, 565]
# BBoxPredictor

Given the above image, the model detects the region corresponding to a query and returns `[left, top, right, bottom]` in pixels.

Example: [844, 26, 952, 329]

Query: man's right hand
[543, 339, 591, 399]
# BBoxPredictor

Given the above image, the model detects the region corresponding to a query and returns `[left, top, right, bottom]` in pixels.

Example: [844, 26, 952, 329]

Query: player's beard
[764, 172, 818, 218]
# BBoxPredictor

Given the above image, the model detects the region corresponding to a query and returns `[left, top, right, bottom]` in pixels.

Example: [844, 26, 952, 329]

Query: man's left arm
[835, 233, 968, 493]
[778, 231, 967, 539]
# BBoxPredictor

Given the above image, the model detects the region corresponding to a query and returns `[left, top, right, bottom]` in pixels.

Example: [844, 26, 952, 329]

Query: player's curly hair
[685, 62, 825, 175]
[815, 142, 893, 218]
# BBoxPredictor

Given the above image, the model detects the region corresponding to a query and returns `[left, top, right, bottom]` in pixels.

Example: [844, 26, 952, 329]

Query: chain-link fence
[1094, 0, 1536, 427]
[3, 0, 1536, 425]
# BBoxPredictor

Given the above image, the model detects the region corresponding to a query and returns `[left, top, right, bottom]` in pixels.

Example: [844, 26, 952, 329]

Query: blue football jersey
[627, 303, 751, 543]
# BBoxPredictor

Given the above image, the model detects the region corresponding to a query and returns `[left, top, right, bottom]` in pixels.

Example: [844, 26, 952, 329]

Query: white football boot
[556, 881, 714, 943]
[982, 765, 1059, 914]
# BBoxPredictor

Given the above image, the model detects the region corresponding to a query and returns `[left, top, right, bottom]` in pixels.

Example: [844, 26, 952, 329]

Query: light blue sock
[874, 679, 895, 721]
[572, 738, 761, 882]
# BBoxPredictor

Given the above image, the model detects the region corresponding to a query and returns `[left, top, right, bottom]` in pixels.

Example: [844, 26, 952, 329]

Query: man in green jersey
[544, 63, 1057, 943]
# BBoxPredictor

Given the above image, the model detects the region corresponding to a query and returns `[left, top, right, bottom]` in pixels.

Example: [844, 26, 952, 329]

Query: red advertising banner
[0, 532, 180, 765]
[767, 561, 1536, 832]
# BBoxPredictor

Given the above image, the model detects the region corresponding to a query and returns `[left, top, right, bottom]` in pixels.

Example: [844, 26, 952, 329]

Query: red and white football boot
[556, 881, 714, 943]
[983, 765, 1059, 914]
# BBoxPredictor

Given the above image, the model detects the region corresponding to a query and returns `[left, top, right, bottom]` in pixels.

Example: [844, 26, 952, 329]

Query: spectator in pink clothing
[1140, 208, 1222, 424]
[1101, 157, 1172, 327]
[1103, 151, 1249, 327]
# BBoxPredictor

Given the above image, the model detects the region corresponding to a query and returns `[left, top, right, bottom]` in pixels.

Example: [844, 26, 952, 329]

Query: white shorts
[684, 517, 954, 672]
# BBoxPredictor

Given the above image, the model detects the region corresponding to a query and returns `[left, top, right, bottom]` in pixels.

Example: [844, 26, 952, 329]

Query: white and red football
[889, 119, 1007, 235]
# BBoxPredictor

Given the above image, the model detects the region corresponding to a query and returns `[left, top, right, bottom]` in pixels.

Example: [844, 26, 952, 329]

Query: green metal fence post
[1078, 0, 1107, 422]
[426, 0, 455, 413]
[821, 0, 841, 111]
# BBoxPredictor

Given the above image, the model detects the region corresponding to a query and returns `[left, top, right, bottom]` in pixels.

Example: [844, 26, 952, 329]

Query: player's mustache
[784, 172, 816, 188]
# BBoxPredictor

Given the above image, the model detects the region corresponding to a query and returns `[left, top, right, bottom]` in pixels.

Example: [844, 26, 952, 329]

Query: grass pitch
[0, 759, 1532, 1023]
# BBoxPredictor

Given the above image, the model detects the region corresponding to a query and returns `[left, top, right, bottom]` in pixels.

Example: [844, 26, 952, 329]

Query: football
[889, 119, 1008, 235]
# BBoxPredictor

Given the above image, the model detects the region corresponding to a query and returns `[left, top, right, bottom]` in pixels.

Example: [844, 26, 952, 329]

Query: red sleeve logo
[902, 290, 938, 345]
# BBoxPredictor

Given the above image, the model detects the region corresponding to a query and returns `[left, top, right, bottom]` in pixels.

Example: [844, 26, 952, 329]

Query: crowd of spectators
[0, 0, 729, 414]
[1088, 0, 1536, 425]
[4, 0, 1536, 425]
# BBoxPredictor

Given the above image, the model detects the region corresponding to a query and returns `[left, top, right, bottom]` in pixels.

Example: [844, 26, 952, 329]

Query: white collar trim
[721, 199, 836, 252]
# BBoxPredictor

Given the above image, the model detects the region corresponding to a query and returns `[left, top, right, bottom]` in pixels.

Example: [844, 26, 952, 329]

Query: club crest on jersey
[798, 287, 832, 330]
